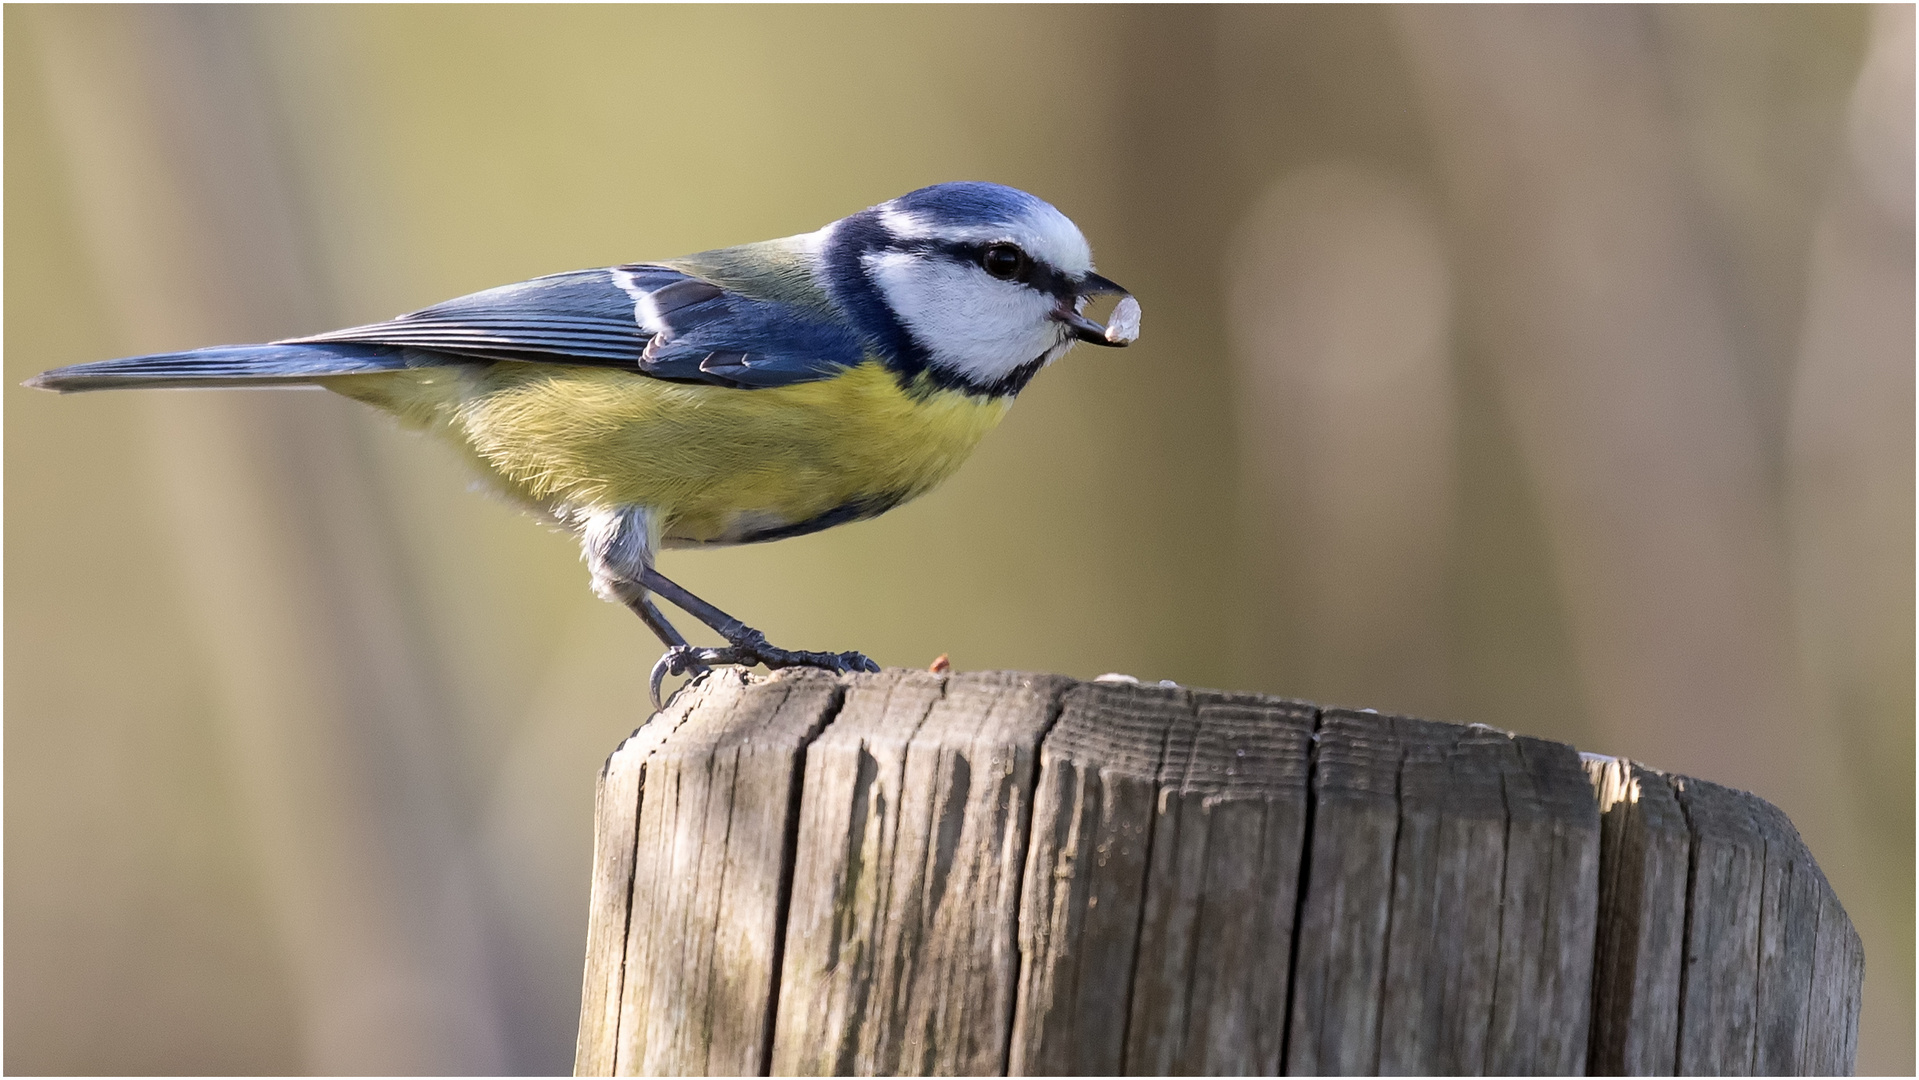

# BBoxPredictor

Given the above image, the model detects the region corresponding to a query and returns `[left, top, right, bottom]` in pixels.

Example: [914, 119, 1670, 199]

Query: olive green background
[7, 5, 1910, 1073]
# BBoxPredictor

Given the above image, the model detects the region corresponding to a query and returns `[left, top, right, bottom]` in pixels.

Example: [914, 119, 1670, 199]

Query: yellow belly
[323, 361, 1011, 543]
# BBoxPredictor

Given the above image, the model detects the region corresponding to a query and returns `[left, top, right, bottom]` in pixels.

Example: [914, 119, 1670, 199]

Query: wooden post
[576, 670, 1863, 1076]
[769, 669, 1076, 1075]
[575, 668, 844, 1076]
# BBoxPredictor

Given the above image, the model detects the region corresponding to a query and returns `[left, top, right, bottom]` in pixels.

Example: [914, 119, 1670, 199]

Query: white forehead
[878, 202, 1094, 277]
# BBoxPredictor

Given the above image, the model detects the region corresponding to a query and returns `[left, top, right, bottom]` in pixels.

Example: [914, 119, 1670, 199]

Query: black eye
[980, 243, 1027, 281]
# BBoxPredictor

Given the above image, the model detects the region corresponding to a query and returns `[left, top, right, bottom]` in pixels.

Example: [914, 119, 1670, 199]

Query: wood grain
[612, 668, 843, 1076]
[1008, 680, 1192, 1075]
[770, 670, 1073, 1076]
[1486, 733, 1600, 1074]
[1289, 713, 1599, 1076]
[1672, 778, 1866, 1077]
[1803, 873, 1865, 1076]
[1584, 756, 1690, 1076]
[1673, 776, 1767, 1074]
[1122, 691, 1315, 1075]
[575, 711, 687, 1076]
[1285, 708, 1405, 1076]
[1376, 721, 1507, 1075]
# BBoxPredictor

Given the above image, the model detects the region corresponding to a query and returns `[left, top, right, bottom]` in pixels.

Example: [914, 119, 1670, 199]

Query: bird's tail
[25, 342, 411, 392]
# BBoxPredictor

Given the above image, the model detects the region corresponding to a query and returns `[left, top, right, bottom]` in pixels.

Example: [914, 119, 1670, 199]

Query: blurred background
[6, 5, 1910, 1073]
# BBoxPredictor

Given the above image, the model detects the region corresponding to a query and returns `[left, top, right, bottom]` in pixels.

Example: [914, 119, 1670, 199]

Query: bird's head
[818, 182, 1138, 396]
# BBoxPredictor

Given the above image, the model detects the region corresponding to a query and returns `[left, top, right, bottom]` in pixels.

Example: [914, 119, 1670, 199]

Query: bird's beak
[1055, 272, 1141, 347]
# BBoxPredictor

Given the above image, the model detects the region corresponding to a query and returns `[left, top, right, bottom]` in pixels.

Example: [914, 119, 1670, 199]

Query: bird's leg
[582, 506, 876, 709]
[583, 506, 714, 708]
[638, 564, 879, 678]
[624, 593, 718, 709]
[616, 587, 727, 711]
[630, 593, 691, 650]
[627, 598, 710, 710]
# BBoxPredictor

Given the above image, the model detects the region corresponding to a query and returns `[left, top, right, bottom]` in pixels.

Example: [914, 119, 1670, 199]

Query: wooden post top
[576, 668, 1863, 1076]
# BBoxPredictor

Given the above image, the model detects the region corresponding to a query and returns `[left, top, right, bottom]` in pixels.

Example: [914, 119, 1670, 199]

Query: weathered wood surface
[1672, 776, 1864, 1075]
[1008, 682, 1315, 1075]
[771, 670, 1073, 1075]
[575, 705, 679, 1077]
[575, 668, 843, 1076]
[1009, 681, 1196, 1075]
[1585, 756, 1689, 1076]
[1121, 690, 1313, 1075]
[1285, 713, 1599, 1075]
[577, 669, 1863, 1076]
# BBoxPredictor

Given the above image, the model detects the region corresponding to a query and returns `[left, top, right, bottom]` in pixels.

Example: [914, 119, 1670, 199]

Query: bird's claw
[649, 645, 725, 711]
[648, 633, 878, 711]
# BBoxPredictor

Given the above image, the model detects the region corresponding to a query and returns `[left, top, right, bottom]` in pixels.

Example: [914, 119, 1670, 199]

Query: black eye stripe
[1014, 256, 1075, 298]
[887, 238, 1077, 297]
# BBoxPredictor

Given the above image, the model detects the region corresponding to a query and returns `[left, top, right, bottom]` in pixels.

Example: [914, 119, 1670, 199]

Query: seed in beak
[1103, 296, 1142, 345]
[1054, 293, 1142, 348]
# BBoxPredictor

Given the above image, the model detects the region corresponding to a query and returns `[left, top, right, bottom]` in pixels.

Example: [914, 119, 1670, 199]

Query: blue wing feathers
[27, 343, 410, 392]
[637, 297, 865, 387]
[31, 262, 870, 393]
[295, 269, 647, 364]
[644, 277, 726, 315]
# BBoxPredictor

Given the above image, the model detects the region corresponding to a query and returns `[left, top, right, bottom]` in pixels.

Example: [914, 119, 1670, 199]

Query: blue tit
[29, 181, 1142, 706]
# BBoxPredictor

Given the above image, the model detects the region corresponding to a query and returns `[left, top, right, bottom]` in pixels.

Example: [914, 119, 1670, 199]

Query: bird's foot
[723, 627, 880, 677]
[648, 631, 879, 710]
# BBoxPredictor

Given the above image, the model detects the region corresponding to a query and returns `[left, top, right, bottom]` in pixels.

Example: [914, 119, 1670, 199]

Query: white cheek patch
[865, 251, 1065, 385]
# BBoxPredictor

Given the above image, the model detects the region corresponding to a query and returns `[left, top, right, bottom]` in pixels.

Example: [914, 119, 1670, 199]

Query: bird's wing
[290, 264, 870, 389]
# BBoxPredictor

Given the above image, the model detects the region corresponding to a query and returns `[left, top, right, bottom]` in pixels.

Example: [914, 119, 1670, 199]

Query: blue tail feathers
[25, 342, 413, 392]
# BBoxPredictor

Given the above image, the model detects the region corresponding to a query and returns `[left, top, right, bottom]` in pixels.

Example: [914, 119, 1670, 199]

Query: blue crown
[887, 181, 1051, 228]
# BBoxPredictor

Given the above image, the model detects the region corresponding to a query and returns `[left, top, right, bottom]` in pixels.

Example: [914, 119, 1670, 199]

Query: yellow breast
[324, 361, 1011, 543]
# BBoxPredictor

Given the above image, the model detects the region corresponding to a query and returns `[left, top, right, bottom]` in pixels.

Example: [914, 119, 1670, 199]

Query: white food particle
[1104, 295, 1142, 344]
